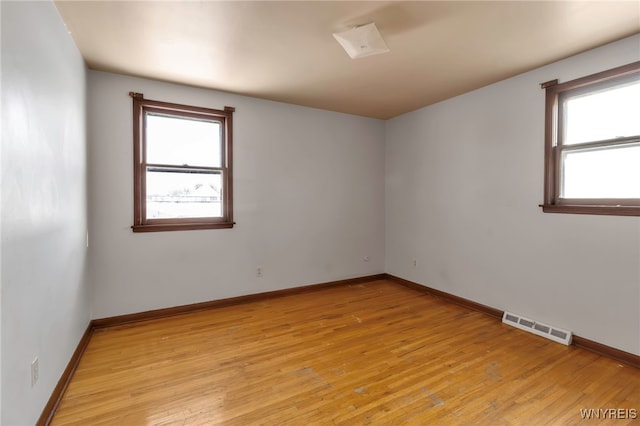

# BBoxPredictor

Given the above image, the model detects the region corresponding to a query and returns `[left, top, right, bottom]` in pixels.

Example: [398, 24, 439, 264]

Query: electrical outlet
[256, 267, 263, 277]
[31, 357, 39, 387]
[413, 259, 417, 267]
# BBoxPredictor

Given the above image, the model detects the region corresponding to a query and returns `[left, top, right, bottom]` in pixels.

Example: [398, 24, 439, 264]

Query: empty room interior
[2, 1, 640, 425]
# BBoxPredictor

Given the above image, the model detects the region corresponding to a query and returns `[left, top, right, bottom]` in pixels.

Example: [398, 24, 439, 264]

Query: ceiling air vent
[502, 311, 572, 345]
[333, 22, 390, 59]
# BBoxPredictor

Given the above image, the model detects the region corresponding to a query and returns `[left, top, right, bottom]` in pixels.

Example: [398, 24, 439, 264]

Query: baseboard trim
[36, 323, 94, 426]
[384, 273, 639, 368]
[92, 274, 386, 329]
[572, 335, 640, 369]
[385, 273, 504, 319]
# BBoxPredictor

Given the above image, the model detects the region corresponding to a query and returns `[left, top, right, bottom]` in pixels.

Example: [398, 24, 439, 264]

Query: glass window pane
[146, 169, 223, 219]
[563, 80, 640, 145]
[146, 113, 221, 167]
[561, 144, 640, 199]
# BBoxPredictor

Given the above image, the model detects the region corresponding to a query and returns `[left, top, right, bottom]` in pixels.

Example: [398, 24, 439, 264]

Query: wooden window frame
[130, 92, 235, 232]
[540, 61, 640, 216]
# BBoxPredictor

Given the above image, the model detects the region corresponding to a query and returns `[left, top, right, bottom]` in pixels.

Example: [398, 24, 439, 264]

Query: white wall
[88, 71, 385, 319]
[1, 1, 90, 424]
[385, 35, 640, 355]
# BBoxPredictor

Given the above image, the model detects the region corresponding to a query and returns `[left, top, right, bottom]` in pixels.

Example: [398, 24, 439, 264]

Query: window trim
[130, 92, 235, 232]
[540, 61, 640, 216]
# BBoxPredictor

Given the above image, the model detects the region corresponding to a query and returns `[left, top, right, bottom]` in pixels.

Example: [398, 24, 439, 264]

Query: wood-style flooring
[52, 279, 639, 425]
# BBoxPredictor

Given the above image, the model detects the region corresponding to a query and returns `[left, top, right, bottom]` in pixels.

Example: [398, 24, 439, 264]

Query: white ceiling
[54, 1, 640, 119]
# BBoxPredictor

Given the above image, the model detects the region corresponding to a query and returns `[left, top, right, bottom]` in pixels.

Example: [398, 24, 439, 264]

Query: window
[130, 92, 235, 232]
[541, 61, 640, 216]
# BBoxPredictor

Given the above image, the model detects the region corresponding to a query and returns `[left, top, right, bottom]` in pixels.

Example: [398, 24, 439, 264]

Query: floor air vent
[502, 311, 572, 345]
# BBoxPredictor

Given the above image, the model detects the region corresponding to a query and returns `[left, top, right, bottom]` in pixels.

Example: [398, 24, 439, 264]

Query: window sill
[132, 221, 235, 233]
[540, 204, 640, 217]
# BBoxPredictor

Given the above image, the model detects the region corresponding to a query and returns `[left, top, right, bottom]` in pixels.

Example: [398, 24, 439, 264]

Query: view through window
[146, 114, 223, 219]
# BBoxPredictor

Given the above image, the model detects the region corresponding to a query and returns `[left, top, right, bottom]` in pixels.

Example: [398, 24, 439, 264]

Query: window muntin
[131, 93, 234, 232]
[541, 62, 640, 216]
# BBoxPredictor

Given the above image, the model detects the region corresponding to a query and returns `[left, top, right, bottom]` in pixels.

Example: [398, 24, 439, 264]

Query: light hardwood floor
[52, 279, 639, 425]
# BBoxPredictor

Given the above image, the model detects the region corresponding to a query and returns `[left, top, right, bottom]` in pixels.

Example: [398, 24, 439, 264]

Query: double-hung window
[131, 93, 235, 232]
[541, 62, 640, 216]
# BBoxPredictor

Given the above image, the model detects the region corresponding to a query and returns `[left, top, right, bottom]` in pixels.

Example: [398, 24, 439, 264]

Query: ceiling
[54, 1, 640, 120]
